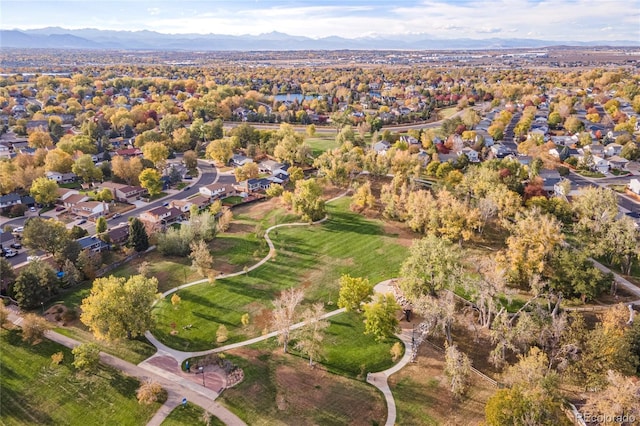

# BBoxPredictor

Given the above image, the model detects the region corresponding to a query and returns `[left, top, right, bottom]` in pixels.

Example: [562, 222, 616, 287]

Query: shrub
[137, 381, 165, 405]
[51, 351, 64, 365]
[216, 324, 229, 343]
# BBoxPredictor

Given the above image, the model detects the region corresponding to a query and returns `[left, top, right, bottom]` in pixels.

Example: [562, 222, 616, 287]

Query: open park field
[0, 328, 161, 426]
[152, 196, 411, 351]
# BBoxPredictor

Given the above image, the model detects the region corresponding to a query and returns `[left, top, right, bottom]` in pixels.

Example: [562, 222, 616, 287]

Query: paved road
[567, 171, 638, 212]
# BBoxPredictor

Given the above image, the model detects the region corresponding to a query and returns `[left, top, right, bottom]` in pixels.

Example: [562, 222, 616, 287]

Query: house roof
[64, 194, 89, 205]
[608, 155, 629, 164]
[0, 193, 21, 203]
[77, 236, 109, 250]
[107, 226, 129, 242]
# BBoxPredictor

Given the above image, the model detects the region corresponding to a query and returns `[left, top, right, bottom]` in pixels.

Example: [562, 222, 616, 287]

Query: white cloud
[147, 7, 160, 16]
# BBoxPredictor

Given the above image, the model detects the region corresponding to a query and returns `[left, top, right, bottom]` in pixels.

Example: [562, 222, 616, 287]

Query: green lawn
[152, 196, 409, 351]
[0, 328, 162, 426]
[161, 404, 225, 426]
[306, 136, 339, 157]
[221, 196, 244, 205]
[438, 106, 459, 119]
[293, 311, 401, 378]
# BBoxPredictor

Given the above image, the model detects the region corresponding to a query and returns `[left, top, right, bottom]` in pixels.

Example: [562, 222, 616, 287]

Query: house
[106, 225, 129, 245]
[77, 236, 110, 253]
[230, 154, 253, 167]
[607, 155, 629, 170]
[373, 140, 391, 155]
[233, 178, 270, 193]
[0, 193, 21, 209]
[169, 199, 194, 213]
[199, 183, 229, 199]
[491, 144, 512, 158]
[399, 135, 420, 146]
[71, 201, 109, 219]
[99, 182, 147, 203]
[584, 144, 605, 157]
[46, 171, 77, 184]
[591, 155, 610, 174]
[172, 195, 212, 213]
[114, 148, 143, 158]
[62, 193, 90, 208]
[259, 160, 285, 174]
[139, 206, 184, 232]
[539, 169, 562, 195]
[458, 147, 479, 162]
[56, 188, 79, 202]
[629, 178, 640, 195]
[604, 143, 623, 157]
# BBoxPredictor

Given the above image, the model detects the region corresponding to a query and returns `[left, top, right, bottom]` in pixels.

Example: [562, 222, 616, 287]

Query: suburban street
[2, 159, 222, 267]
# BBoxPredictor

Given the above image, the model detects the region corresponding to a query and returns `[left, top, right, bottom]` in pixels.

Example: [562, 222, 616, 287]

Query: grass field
[161, 404, 225, 426]
[152, 196, 410, 351]
[0, 328, 162, 425]
[219, 345, 387, 426]
[438, 106, 459, 120]
[221, 196, 244, 205]
[294, 311, 400, 378]
[306, 136, 340, 157]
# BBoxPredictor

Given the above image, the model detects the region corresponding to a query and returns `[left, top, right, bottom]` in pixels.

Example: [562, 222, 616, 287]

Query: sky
[2, 0, 639, 42]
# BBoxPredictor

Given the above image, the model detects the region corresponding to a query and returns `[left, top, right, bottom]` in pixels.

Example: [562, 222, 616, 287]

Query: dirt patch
[224, 222, 254, 235]
[224, 347, 386, 426]
[389, 343, 496, 426]
[233, 198, 280, 221]
[44, 304, 77, 326]
[382, 220, 417, 247]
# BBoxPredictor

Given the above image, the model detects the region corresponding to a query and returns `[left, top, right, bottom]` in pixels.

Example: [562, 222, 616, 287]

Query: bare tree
[271, 288, 304, 353]
[189, 240, 213, 277]
[294, 303, 330, 366]
[414, 291, 457, 346]
[444, 344, 472, 400]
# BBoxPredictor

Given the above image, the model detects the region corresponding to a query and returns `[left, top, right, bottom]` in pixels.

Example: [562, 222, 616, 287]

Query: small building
[458, 147, 479, 163]
[199, 183, 229, 199]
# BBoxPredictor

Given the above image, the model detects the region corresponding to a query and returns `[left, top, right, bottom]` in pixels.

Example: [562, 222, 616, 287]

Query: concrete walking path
[365, 279, 414, 426]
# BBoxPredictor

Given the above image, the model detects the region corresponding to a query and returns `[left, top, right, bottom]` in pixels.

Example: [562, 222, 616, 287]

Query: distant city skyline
[2, 0, 639, 42]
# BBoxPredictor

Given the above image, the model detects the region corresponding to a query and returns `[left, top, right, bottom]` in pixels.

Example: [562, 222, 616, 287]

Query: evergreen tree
[128, 218, 149, 252]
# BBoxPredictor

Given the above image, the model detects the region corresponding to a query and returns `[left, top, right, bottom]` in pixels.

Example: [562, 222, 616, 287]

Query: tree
[217, 209, 233, 232]
[205, 138, 234, 165]
[271, 288, 304, 353]
[142, 141, 169, 170]
[444, 344, 472, 400]
[292, 178, 325, 222]
[0, 304, 9, 328]
[80, 274, 160, 340]
[350, 181, 376, 212]
[183, 150, 198, 172]
[72, 154, 102, 183]
[266, 183, 284, 198]
[583, 371, 640, 423]
[363, 293, 400, 342]
[337, 274, 373, 312]
[189, 240, 213, 277]
[23, 218, 79, 264]
[499, 208, 564, 287]
[287, 166, 304, 183]
[128, 218, 149, 252]
[139, 168, 162, 196]
[28, 129, 53, 149]
[13, 260, 58, 308]
[112, 156, 143, 185]
[44, 149, 74, 173]
[548, 248, 611, 302]
[62, 258, 83, 288]
[137, 381, 165, 405]
[233, 162, 259, 182]
[29, 176, 59, 205]
[21, 313, 51, 344]
[294, 303, 330, 366]
[95, 216, 107, 234]
[400, 235, 462, 299]
[72, 343, 101, 373]
[171, 293, 181, 308]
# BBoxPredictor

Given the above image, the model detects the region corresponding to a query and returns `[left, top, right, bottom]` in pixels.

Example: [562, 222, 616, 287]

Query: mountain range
[1, 27, 638, 51]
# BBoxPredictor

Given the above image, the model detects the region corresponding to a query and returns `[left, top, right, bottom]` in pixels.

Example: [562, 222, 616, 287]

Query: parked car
[12, 226, 23, 233]
[55, 206, 65, 212]
[10, 242, 22, 249]
[5, 249, 18, 258]
[78, 219, 87, 225]
[29, 207, 36, 212]
[27, 255, 40, 262]
[112, 213, 122, 219]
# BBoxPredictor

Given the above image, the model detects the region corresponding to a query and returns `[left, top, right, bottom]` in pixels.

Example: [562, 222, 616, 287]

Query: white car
[27, 255, 40, 262]
[12, 226, 24, 233]
[5, 249, 17, 258]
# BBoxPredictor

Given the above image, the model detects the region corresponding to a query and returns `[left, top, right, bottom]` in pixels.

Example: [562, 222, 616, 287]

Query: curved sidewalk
[365, 279, 414, 426]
